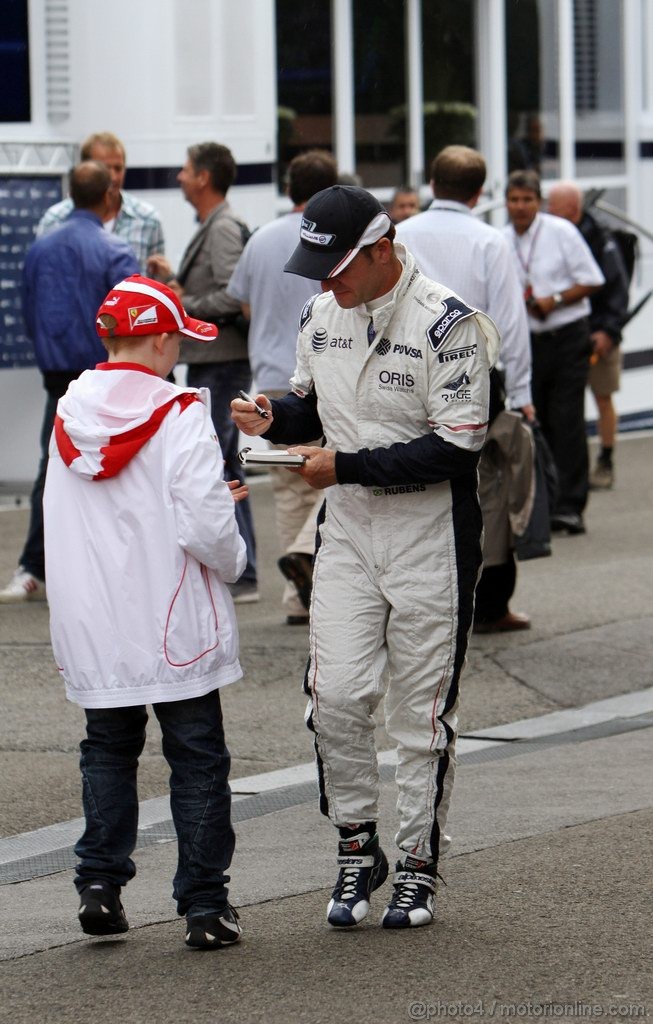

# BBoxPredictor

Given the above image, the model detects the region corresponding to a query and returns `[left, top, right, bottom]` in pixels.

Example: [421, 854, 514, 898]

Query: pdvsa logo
[375, 337, 391, 356]
[393, 344, 423, 359]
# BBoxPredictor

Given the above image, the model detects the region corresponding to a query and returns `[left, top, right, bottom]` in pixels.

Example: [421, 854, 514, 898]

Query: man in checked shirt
[36, 131, 164, 272]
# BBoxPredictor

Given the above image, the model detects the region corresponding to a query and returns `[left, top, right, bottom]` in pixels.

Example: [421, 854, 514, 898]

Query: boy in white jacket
[44, 275, 247, 949]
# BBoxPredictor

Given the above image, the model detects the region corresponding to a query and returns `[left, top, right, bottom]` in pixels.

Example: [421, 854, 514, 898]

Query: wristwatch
[552, 292, 564, 308]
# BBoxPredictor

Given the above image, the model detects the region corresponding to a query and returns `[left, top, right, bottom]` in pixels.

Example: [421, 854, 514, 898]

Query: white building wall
[0, 0, 278, 483]
[1, 0, 652, 483]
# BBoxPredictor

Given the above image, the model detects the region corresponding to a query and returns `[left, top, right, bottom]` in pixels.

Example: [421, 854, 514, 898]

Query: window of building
[421, 0, 476, 173]
[276, 0, 333, 191]
[506, 0, 560, 180]
[574, 0, 625, 176]
[352, 0, 406, 188]
[0, 0, 30, 123]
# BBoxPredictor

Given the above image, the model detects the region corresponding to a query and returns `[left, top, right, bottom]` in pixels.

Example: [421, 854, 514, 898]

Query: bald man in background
[547, 182, 629, 490]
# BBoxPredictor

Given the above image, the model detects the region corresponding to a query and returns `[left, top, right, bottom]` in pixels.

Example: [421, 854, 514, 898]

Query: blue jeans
[75, 690, 235, 917]
[187, 361, 257, 584]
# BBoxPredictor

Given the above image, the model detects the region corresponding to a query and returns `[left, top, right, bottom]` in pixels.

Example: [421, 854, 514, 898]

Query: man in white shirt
[398, 145, 534, 631]
[227, 150, 338, 623]
[503, 170, 604, 534]
[397, 146, 532, 415]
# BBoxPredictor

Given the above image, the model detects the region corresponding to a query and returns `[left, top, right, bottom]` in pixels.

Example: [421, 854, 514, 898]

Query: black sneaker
[78, 882, 129, 936]
[185, 905, 242, 949]
[381, 860, 438, 929]
[327, 832, 389, 927]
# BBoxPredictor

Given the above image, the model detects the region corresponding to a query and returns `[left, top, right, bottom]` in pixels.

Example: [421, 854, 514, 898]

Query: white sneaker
[0, 568, 47, 604]
[228, 581, 260, 605]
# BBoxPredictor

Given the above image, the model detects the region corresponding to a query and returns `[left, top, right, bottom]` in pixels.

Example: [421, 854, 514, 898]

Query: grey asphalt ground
[0, 435, 652, 1024]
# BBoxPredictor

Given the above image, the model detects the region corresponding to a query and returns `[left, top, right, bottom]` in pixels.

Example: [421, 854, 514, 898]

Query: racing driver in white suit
[232, 186, 500, 931]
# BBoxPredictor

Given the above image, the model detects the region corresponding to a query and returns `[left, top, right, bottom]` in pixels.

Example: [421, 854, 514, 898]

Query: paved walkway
[1, 435, 651, 1023]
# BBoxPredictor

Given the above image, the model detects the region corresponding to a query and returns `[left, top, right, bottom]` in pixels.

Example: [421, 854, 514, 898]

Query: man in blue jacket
[0, 161, 138, 603]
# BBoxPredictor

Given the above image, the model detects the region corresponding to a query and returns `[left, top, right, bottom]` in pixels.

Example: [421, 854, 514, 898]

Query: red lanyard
[513, 219, 542, 284]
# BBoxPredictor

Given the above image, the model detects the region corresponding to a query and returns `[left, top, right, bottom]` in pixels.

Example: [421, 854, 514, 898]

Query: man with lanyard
[503, 170, 604, 535]
[232, 185, 499, 931]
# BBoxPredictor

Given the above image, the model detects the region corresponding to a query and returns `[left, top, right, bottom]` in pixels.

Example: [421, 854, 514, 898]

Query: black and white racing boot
[327, 831, 389, 928]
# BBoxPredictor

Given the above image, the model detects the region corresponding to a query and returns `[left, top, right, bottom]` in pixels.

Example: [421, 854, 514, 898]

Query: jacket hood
[54, 364, 201, 480]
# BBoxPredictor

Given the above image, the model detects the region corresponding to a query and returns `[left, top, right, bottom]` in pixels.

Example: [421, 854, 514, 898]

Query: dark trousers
[474, 555, 516, 624]
[21, 373, 80, 581]
[75, 690, 235, 917]
[187, 361, 257, 584]
[530, 320, 592, 516]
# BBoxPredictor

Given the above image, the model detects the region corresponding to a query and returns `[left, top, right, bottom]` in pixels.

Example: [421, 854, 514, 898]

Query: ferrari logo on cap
[128, 305, 159, 328]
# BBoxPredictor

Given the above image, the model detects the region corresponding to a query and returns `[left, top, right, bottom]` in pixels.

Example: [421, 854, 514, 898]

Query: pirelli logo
[438, 344, 477, 363]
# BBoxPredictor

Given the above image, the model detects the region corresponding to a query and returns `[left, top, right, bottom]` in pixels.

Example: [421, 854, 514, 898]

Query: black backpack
[610, 228, 638, 286]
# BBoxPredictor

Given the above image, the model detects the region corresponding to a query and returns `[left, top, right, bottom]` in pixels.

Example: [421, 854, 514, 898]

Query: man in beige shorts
[548, 182, 630, 490]
[588, 342, 623, 488]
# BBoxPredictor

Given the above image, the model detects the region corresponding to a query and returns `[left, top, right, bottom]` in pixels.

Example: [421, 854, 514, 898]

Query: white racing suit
[265, 245, 500, 865]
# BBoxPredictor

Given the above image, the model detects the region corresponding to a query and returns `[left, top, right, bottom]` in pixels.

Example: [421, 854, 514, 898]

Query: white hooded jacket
[43, 363, 247, 708]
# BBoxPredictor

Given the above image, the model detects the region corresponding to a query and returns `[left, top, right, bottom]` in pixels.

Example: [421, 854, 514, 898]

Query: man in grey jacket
[148, 143, 257, 602]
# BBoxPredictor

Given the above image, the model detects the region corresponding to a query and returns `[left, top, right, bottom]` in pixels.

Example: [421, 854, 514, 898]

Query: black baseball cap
[284, 185, 392, 280]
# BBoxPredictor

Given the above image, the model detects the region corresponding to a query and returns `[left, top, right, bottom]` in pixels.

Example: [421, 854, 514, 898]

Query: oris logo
[312, 328, 329, 352]
[378, 370, 415, 393]
[375, 337, 391, 356]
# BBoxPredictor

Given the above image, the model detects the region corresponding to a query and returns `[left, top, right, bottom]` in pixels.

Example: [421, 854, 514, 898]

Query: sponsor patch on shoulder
[299, 295, 317, 331]
[426, 297, 475, 352]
